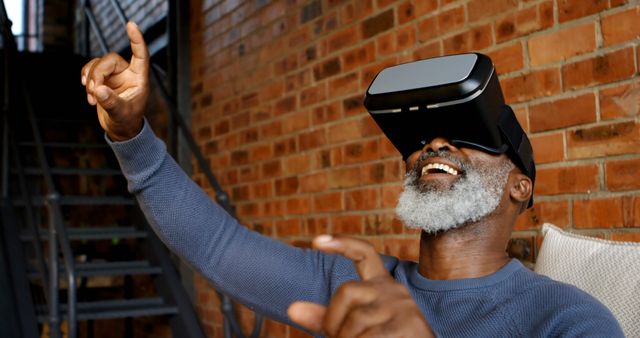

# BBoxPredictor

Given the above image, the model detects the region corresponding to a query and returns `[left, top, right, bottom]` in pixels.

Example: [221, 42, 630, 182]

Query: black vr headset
[364, 53, 535, 208]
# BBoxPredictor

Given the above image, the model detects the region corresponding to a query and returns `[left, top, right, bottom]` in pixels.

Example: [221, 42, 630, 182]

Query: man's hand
[288, 236, 434, 337]
[81, 21, 149, 141]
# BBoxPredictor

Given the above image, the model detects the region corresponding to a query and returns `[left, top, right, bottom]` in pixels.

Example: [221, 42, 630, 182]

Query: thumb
[288, 301, 326, 333]
[95, 85, 125, 114]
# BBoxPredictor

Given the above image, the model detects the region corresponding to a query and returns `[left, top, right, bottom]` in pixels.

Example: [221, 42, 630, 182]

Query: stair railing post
[46, 194, 61, 338]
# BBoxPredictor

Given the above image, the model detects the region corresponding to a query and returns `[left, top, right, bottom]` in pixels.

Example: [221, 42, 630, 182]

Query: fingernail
[315, 235, 333, 244]
[88, 80, 94, 91]
[87, 93, 95, 105]
[81, 75, 86, 85]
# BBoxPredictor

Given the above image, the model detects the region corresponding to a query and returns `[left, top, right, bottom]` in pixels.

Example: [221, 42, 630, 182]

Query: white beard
[395, 153, 514, 234]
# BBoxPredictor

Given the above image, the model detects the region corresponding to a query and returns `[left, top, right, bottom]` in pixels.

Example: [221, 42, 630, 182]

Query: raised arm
[80, 22, 358, 323]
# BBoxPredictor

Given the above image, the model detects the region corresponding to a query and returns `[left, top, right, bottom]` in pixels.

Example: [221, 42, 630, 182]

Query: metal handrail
[0, 2, 77, 338]
[84, 1, 262, 337]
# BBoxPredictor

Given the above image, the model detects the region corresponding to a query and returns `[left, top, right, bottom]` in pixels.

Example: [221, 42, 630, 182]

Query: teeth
[421, 163, 459, 176]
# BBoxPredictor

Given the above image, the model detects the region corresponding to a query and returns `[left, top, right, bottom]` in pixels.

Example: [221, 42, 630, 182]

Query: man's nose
[422, 137, 456, 153]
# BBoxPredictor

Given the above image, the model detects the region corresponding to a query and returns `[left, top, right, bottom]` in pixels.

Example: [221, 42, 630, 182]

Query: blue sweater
[108, 121, 623, 337]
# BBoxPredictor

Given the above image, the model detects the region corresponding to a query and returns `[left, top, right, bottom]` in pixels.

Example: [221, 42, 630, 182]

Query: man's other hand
[288, 236, 434, 338]
[81, 21, 149, 141]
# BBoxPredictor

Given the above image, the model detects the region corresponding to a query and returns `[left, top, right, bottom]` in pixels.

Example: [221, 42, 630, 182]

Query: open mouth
[420, 162, 461, 177]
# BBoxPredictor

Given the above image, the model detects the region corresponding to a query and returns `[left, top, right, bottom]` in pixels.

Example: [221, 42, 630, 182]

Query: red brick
[438, 6, 465, 33]
[251, 181, 273, 199]
[602, 6, 640, 46]
[529, 94, 597, 132]
[467, 0, 518, 22]
[515, 200, 569, 230]
[284, 153, 311, 174]
[346, 188, 380, 210]
[599, 83, 640, 120]
[313, 57, 342, 81]
[562, 48, 636, 90]
[558, 0, 623, 23]
[397, 1, 415, 24]
[383, 238, 420, 261]
[276, 219, 303, 237]
[299, 128, 327, 150]
[361, 9, 395, 39]
[605, 158, 640, 191]
[396, 25, 416, 50]
[528, 23, 596, 66]
[275, 176, 299, 195]
[495, 1, 554, 43]
[282, 111, 311, 134]
[610, 232, 640, 242]
[273, 137, 297, 157]
[567, 121, 640, 159]
[382, 184, 402, 208]
[380, 136, 402, 158]
[263, 200, 286, 217]
[363, 161, 403, 184]
[313, 191, 344, 212]
[343, 139, 380, 164]
[376, 31, 397, 56]
[312, 102, 342, 125]
[306, 217, 329, 236]
[339, 96, 361, 118]
[333, 215, 364, 234]
[574, 197, 624, 228]
[300, 172, 328, 194]
[501, 68, 562, 103]
[300, 84, 327, 107]
[342, 42, 375, 72]
[328, 26, 359, 53]
[286, 197, 311, 215]
[340, 0, 375, 24]
[534, 165, 599, 195]
[328, 167, 363, 189]
[529, 132, 564, 164]
[414, 0, 438, 17]
[417, 16, 438, 43]
[328, 119, 363, 144]
[443, 24, 493, 54]
[329, 72, 360, 97]
[413, 41, 442, 60]
[487, 42, 524, 75]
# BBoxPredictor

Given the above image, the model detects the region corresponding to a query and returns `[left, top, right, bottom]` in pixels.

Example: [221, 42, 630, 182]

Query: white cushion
[535, 223, 640, 337]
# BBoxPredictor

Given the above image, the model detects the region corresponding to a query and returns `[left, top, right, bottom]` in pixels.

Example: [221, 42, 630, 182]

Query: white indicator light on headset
[409, 106, 419, 111]
[391, 108, 402, 113]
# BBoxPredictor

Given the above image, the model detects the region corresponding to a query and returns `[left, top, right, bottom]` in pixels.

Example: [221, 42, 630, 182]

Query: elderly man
[81, 22, 622, 337]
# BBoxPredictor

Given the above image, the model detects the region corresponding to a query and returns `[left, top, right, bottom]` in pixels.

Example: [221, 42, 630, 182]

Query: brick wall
[188, 0, 640, 336]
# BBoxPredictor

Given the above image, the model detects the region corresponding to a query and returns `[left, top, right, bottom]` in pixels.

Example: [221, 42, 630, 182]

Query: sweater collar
[409, 258, 524, 291]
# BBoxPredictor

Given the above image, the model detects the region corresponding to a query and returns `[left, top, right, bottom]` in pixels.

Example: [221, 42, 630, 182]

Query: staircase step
[29, 260, 162, 279]
[13, 167, 122, 176]
[18, 141, 109, 149]
[20, 226, 147, 241]
[36, 297, 178, 321]
[14, 195, 135, 206]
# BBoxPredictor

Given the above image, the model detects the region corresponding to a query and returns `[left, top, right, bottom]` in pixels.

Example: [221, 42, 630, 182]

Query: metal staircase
[1, 50, 204, 337]
[1, 1, 263, 337]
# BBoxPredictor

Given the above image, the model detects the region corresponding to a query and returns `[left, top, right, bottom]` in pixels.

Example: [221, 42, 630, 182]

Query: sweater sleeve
[106, 120, 357, 324]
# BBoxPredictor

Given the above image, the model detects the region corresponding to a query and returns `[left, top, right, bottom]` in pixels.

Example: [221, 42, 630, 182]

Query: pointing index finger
[126, 21, 149, 75]
[314, 235, 389, 280]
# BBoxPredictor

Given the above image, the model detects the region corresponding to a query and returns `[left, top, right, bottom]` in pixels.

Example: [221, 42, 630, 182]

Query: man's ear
[510, 173, 532, 213]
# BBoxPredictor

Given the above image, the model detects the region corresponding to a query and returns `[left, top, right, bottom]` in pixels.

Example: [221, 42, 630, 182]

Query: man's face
[395, 138, 514, 234]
